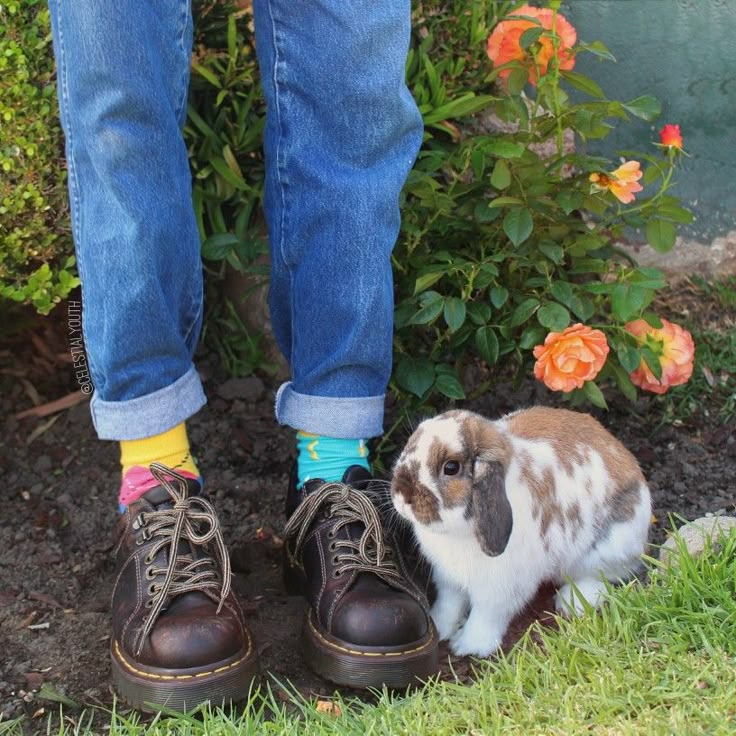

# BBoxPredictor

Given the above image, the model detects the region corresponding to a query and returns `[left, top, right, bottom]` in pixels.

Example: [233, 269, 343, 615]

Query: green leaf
[539, 243, 565, 264]
[38, 683, 79, 709]
[191, 61, 222, 89]
[550, 281, 574, 307]
[519, 324, 546, 350]
[435, 372, 466, 400]
[413, 271, 444, 295]
[423, 93, 495, 124]
[489, 196, 525, 208]
[409, 295, 445, 325]
[475, 326, 499, 365]
[561, 70, 605, 99]
[474, 200, 502, 223]
[642, 312, 664, 329]
[623, 95, 661, 121]
[210, 157, 250, 191]
[618, 344, 641, 374]
[467, 302, 492, 325]
[577, 40, 616, 62]
[444, 297, 467, 333]
[641, 346, 663, 381]
[646, 219, 677, 252]
[519, 27, 544, 49]
[395, 357, 435, 398]
[503, 208, 533, 246]
[556, 190, 582, 215]
[611, 363, 638, 402]
[537, 303, 570, 331]
[509, 297, 540, 327]
[487, 140, 527, 159]
[611, 283, 648, 322]
[656, 199, 694, 224]
[490, 286, 509, 308]
[491, 159, 512, 190]
[506, 68, 529, 95]
[201, 233, 239, 260]
[582, 381, 608, 409]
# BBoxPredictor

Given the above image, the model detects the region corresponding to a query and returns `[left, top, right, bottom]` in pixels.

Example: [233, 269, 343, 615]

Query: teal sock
[296, 431, 370, 489]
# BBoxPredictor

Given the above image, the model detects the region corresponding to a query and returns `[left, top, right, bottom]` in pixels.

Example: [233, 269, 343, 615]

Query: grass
[4, 532, 735, 735]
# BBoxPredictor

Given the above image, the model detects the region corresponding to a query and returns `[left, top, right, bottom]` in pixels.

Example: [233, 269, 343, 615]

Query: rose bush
[391, 0, 694, 418]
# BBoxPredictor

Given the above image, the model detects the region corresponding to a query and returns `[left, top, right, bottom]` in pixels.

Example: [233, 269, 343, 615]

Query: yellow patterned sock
[120, 422, 199, 478]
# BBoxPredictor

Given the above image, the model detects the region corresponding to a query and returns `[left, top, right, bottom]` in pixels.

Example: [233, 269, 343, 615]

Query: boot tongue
[142, 478, 202, 509]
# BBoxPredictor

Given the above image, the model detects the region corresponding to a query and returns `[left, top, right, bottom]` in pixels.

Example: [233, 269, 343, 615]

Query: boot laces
[133, 462, 231, 656]
[283, 482, 404, 587]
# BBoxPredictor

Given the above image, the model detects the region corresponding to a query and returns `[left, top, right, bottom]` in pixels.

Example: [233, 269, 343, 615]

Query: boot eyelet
[332, 555, 340, 565]
[143, 554, 154, 565]
[326, 529, 336, 539]
[145, 599, 154, 609]
[328, 542, 337, 551]
[332, 569, 343, 578]
[148, 583, 157, 596]
[145, 567, 155, 580]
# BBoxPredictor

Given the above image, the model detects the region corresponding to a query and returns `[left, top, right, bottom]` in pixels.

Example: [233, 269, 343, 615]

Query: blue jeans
[48, 0, 422, 441]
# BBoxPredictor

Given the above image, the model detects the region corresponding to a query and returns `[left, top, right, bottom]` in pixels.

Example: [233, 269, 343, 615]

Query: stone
[216, 377, 265, 402]
[659, 515, 736, 566]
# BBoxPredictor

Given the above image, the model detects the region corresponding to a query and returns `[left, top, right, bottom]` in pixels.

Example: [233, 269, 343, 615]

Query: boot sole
[110, 638, 259, 712]
[301, 609, 438, 689]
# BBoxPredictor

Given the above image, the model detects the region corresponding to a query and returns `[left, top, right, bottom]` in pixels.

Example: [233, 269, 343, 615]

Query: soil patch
[1, 285, 734, 730]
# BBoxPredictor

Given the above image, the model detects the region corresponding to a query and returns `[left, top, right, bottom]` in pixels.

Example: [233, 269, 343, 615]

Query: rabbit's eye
[443, 460, 461, 476]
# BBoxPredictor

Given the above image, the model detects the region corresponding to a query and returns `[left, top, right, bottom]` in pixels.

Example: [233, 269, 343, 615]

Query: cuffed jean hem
[274, 382, 385, 439]
[90, 365, 207, 440]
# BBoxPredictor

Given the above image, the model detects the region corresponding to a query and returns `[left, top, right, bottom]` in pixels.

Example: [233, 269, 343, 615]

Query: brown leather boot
[283, 466, 438, 688]
[110, 464, 259, 710]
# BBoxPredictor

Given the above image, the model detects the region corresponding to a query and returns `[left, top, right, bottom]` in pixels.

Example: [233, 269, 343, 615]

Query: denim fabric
[49, 0, 422, 441]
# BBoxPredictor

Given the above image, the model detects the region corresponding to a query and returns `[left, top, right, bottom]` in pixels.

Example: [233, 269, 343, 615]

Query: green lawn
[4, 532, 735, 735]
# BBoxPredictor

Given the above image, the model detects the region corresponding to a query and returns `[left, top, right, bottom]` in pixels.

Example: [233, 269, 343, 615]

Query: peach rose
[533, 323, 610, 392]
[625, 318, 695, 394]
[589, 160, 644, 205]
[660, 123, 683, 150]
[486, 4, 576, 87]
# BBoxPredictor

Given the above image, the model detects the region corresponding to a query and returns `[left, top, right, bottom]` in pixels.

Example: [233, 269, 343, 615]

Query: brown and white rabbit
[391, 406, 651, 657]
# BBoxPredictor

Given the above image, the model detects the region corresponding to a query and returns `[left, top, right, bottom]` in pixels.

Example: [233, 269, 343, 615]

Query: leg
[556, 485, 650, 616]
[49, 0, 205, 441]
[449, 573, 539, 658]
[450, 593, 517, 658]
[255, 0, 437, 687]
[430, 570, 469, 640]
[48, 0, 257, 708]
[254, 0, 423, 439]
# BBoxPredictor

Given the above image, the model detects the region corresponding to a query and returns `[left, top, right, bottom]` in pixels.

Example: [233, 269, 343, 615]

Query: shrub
[391, 0, 692, 412]
[0, 0, 78, 314]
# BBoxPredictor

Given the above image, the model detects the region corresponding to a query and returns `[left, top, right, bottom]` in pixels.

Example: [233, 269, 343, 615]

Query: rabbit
[390, 406, 651, 658]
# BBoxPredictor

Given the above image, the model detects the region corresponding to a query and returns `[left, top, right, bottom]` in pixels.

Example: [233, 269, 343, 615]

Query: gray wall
[566, 0, 736, 240]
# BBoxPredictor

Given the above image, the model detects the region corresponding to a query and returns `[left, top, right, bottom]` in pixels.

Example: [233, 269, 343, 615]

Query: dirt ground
[1, 285, 735, 729]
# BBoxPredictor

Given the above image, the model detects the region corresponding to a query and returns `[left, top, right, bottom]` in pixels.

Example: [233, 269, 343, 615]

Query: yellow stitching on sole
[307, 611, 435, 658]
[113, 636, 254, 681]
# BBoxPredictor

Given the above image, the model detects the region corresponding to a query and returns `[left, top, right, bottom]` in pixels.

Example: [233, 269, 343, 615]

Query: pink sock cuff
[119, 466, 200, 507]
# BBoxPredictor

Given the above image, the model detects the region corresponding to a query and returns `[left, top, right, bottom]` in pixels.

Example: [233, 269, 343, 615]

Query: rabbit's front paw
[449, 622, 503, 658]
[431, 602, 465, 640]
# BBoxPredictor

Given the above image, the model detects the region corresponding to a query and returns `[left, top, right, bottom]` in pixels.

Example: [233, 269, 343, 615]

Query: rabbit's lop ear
[471, 459, 513, 556]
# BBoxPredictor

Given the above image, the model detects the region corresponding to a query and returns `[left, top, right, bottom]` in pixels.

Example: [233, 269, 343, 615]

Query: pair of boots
[110, 464, 438, 710]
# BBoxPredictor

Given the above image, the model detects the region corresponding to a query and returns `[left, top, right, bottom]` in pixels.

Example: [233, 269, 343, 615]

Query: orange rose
[589, 160, 644, 204]
[625, 318, 695, 394]
[486, 4, 576, 87]
[533, 323, 610, 392]
[659, 124, 683, 150]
